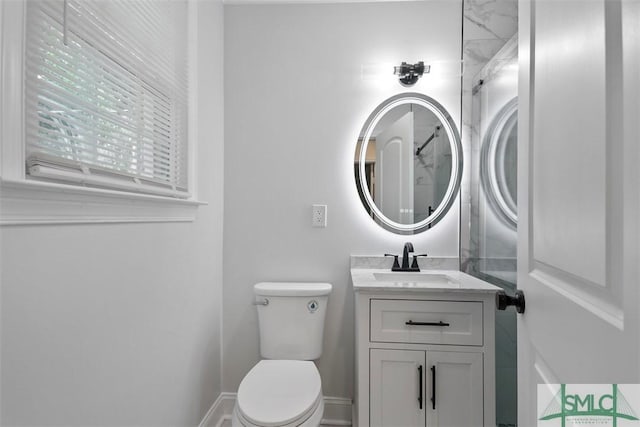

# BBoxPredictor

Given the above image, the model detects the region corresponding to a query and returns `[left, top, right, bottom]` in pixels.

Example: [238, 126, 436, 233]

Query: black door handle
[431, 365, 436, 410]
[405, 320, 450, 327]
[418, 365, 423, 409]
[496, 290, 526, 314]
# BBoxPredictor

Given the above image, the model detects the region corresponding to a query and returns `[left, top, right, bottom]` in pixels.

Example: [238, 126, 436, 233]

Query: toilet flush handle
[252, 298, 269, 306]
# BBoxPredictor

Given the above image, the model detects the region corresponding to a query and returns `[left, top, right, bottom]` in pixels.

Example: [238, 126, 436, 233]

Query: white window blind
[25, 0, 189, 198]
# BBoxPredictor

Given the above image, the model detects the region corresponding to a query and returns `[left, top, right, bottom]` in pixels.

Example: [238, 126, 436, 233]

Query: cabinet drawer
[370, 299, 483, 346]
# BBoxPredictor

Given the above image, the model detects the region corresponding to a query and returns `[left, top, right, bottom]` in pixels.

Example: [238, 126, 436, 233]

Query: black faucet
[401, 242, 415, 270]
[385, 242, 428, 272]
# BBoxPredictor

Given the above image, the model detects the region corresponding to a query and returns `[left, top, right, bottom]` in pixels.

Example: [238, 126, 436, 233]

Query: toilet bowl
[232, 360, 324, 427]
[232, 282, 332, 427]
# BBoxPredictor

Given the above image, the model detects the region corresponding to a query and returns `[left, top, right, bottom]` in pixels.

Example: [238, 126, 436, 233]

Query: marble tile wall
[460, 2, 518, 427]
[460, 0, 517, 276]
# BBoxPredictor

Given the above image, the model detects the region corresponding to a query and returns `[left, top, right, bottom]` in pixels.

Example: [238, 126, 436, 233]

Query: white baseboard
[321, 396, 353, 425]
[199, 393, 236, 427]
[199, 393, 352, 427]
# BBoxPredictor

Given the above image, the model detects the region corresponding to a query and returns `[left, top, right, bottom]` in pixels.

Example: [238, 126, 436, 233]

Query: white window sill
[0, 179, 206, 225]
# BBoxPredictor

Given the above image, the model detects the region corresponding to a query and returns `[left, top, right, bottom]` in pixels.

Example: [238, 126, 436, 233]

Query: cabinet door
[426, 351, 483, 427]
[370, 349, 425, 427]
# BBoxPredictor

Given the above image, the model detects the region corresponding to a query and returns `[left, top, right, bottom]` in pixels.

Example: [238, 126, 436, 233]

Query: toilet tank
[254, 282, 332, 360]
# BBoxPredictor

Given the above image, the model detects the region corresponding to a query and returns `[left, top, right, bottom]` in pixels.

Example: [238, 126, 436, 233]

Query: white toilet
[232, 282, 332, 427]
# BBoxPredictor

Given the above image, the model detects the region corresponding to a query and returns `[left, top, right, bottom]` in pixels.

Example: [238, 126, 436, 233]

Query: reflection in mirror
[461, 7, 518, 427]
[354, 93, 462, 234]
[480, 97, 517, 227]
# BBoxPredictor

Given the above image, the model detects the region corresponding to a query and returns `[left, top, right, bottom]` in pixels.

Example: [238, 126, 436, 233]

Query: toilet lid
[237, 360, 322, 427]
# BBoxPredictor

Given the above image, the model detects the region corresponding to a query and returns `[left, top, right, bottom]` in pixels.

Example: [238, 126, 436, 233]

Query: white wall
[223, 1, 462, 398]
[0, 1, 224, 425]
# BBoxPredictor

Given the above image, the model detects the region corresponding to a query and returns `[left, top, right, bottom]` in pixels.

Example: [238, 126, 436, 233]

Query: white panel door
[370, 349, 425, 427]
[375, 112, 414, 224]
[426, 351, 483, 427]
[518, 0, 640, 425]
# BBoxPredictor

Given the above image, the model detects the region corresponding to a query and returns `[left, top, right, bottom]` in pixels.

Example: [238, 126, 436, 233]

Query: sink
[372, 272, 460, 286]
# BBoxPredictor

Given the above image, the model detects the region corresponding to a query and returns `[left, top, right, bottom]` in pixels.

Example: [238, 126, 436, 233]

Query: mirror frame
[356, 92, 463, 234]
[480, 97, 518, 228]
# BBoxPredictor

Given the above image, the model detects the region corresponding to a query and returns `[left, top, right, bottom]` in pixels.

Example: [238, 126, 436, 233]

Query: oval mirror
[354, 93, 463, 234]
[480, 97, 517, 227]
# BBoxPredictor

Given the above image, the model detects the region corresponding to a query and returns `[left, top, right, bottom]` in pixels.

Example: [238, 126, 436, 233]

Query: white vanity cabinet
[370, 348, 483, 427]
[352, 270, 498, 427]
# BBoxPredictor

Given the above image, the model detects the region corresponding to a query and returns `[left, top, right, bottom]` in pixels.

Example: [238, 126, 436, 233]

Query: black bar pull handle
[406, 320, 450, 327]
[418, 365, 423, 409]
[431, 365, 436, 410]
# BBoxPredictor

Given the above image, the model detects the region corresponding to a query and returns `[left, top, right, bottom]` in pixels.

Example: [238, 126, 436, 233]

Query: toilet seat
[235, 360, 323, 427]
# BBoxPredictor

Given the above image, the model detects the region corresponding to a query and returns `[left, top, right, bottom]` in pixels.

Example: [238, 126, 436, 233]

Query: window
[25, 0, 189, 198]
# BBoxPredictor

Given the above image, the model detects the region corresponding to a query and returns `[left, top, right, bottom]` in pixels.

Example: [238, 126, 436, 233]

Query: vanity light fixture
[394, 61, 430, 86]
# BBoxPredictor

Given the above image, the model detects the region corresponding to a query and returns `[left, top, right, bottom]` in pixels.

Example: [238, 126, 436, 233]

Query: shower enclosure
[461, 2, 518, 426]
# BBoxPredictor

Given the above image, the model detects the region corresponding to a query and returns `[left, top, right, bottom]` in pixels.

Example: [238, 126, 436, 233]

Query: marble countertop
[350, 257, 501, 293]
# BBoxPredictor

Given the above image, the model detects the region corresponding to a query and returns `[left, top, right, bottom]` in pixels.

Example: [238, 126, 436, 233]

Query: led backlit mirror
[354, 93, 462, 234]
[480, 97, 517, 227]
